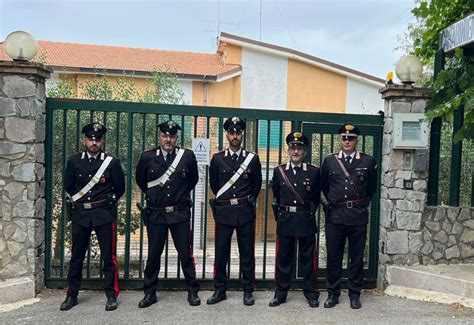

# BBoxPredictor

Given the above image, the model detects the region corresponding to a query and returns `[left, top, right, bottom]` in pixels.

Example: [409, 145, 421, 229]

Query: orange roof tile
[0, 41, 241, 79]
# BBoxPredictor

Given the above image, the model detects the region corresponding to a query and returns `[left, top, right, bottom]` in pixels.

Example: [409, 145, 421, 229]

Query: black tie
[166, 153, 172, 165]
[346, 156, 352, 165]
[293, 166, 300, 175]
[232, 153, 238, 161]
[89, 157, 95, 164]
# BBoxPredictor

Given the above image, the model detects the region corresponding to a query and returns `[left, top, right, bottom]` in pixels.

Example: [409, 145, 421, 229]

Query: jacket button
[87, 197, 91, 200]
[88, 174, 91, 177]
[294, 183, 297, 186]
[293, 200, 297, 204]
[167, 194, 170, 197]
[233, 194, 236, 197]
[345, 187, 348, 190]
[344, 195, 347, 198]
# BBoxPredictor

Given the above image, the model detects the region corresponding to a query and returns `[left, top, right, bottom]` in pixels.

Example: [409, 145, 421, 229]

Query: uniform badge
[304, 179, 311, 191]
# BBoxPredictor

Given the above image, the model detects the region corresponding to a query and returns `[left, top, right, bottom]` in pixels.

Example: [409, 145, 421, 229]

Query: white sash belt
[216, 152, 255, 199]
[147, 148, 185, 188]
[71, 156, 113, 202]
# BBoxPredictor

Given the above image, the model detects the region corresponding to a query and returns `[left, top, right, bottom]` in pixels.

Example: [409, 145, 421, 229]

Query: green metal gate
[44, 98, 383, 290]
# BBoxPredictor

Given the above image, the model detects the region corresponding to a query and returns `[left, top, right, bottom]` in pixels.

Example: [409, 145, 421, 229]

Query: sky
[0, 0, 415, 79]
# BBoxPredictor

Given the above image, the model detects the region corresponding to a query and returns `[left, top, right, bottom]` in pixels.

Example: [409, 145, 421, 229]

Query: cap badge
[345, 124, 355, 131]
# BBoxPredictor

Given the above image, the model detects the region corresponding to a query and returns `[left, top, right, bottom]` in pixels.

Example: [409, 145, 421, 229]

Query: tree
[47, 68, 186, 265]
[409, 0, 474, 141]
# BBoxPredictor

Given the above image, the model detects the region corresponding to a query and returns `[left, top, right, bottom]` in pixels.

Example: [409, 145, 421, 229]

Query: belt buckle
[165, 206, 174, 213]
[230, 198, 239, 206]
[289, 206, 297, 212]
[83, 203, 92, 209]
[346, 201, 353, 208]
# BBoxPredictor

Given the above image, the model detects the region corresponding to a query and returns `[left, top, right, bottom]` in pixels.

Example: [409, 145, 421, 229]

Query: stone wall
[0, 61, 50, 293]
[420, 207, 474, 264]
[377, 84, 433, 288]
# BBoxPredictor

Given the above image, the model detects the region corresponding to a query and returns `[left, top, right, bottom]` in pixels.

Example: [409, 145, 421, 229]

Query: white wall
[345, 78, 384, 114]
[240, 48, 288, 110]
[179, 80, 193, 105]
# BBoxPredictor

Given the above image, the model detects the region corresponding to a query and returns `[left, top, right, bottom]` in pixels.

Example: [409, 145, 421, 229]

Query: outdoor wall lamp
[395, 54, 423, 84]
[4, 30, 38, 61]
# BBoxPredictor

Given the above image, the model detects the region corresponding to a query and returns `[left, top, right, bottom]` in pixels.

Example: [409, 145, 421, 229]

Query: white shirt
[229, 148, 242, 159]
[343, 151, 356, 163]
[290, 162, 302, 175]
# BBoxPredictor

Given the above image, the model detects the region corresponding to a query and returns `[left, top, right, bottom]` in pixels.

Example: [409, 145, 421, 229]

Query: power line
[273, 0, 298, 50]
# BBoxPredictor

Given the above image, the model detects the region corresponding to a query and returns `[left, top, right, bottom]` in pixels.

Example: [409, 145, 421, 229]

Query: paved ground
[1, 289, 473, 324]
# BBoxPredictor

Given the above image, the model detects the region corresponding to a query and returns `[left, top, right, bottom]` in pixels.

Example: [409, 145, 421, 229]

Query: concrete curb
[0, 278, 35, 305]
[385, 285, 474, 309]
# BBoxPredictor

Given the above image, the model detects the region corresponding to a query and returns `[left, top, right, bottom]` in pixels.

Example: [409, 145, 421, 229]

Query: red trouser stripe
[212, 223, 216, 280]
[188, 219, 197, 276]
[312, 246, 319, 291]
[252, 220, 256, 287]
[112, 221, 119, 298]
[274, 235, 280, 283]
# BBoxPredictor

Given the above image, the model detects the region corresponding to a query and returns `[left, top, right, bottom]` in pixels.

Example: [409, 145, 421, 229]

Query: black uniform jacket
[272, 162, 321, 237]
[65, 151, 125, 227]
[209, 148, 262, 226]
[135, 147, 199, 224]
[321, 151, 377, 226]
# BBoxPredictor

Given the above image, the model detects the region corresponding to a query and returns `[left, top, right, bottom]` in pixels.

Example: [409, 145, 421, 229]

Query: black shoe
[206, 291, 226, 305]
[350, 296, 361, 309]
[105, 297, 118, 311]
[243, 292, 255, 306]
[268, 296, 286, 307]
[188, 291, 201, 306]
[307, 298, 319, 308]
[138, 293, 158, 308]
[323, 295, 339, 308]
[59, 296, 78, 311]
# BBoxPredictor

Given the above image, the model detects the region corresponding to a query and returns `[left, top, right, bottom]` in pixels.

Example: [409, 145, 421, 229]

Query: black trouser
[274, 234, 319, 300]
[67, 221, 119, 298]
[213, 220, 255, 293]
[325, 222, 367, 297]
[143, 221, 199, 294]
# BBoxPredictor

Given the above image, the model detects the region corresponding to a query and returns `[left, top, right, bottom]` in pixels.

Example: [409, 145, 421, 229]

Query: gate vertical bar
[427, 48, 445, 205]
[449, 69, 464, 206]
[124, 112, 134, 278]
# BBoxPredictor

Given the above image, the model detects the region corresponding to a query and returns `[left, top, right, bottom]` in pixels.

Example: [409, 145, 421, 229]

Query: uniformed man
[268, 131, 321, 308]
[60, 122, 125, 312]
[207, 117, 262, 306]
[321, 124, 377, 309]
[135, 120, 200, 308]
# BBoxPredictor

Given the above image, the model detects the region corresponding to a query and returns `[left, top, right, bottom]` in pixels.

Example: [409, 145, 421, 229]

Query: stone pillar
[0, 61, 50, 302]
[377, 84, 433, 288]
